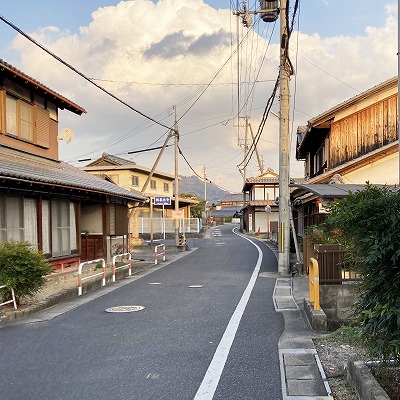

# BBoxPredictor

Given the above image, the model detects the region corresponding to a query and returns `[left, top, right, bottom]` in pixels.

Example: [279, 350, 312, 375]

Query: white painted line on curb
[193, 228, 262, 400]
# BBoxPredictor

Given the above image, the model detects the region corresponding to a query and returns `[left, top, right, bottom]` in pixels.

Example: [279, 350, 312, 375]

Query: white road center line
[194, 229, 262, 399]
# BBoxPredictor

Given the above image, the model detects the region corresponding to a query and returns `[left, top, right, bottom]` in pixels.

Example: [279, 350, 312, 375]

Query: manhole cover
[189, 285, 203, 288]
[105, 305, 145, 313]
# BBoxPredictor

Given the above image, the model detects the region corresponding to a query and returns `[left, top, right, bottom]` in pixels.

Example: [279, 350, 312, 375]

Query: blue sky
[0, 0, 388, 39]
[0, 1, 396, 191]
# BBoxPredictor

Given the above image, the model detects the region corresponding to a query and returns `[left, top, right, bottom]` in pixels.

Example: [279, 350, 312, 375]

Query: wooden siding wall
[329, 94, 398, 168]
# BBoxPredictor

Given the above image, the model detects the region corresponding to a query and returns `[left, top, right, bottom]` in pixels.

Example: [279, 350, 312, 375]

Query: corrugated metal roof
[0, 147, 146, 201]
[291, 183, 375, 198]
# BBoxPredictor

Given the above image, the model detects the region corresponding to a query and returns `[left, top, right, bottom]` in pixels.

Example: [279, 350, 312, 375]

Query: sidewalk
[262, 238, 332, 400]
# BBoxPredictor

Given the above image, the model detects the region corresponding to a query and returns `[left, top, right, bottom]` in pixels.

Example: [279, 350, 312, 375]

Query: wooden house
[293, 76, 398, 240]
[0, 59, 146, 271]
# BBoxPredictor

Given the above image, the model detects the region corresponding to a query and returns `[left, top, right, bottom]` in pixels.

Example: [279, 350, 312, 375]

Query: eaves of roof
[0, 147, 146, 202]
[0, 59, 86, 115]
[290, 183, 370, 199]
[242, 178, 279, 192]
[308, 76, 397, 127]
[248, 200, 278, 207]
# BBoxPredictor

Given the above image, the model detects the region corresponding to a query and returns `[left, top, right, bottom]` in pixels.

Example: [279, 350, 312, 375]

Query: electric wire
[178, 145, 233, 193]
[0, 14, 174, 132]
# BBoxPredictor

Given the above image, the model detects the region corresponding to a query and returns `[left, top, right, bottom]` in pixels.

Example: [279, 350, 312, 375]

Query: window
[132, 175, 139, 187]
[297, 208, 304, 236]
[0, 195, 37, 245]
[314, 142, 326, 174]
[164, 183, 169, 192]
[5, 94, 34, 142]
[150, 179, 157, 190]
[51, 199, 77, 257]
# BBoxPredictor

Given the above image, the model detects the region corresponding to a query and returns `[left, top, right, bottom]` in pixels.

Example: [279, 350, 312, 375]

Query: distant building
[242, 168, 280, 237]
[82, 153, 199, 240]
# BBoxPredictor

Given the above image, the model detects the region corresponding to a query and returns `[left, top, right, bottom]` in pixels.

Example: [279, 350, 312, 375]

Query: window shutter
[35, 105, 50, 148]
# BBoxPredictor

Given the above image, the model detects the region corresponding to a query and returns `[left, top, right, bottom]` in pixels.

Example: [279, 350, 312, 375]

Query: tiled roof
[0, 59, 86, 115]
[0, 147, 146, 201]
[86, 152, 135, 166]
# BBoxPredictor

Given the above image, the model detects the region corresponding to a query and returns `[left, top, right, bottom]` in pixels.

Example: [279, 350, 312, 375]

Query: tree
[324, 184, 400, 359]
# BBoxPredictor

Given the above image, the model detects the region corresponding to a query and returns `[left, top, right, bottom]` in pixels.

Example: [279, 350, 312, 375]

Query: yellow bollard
[309, 257, 320, 311]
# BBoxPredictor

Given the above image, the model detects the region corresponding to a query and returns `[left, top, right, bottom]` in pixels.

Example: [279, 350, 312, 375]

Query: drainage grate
[105, 305, 145, 313]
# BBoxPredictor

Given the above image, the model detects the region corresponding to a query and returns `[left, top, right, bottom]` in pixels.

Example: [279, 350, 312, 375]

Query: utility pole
[203, 166, 207, 222]
[235, 116, 250, 207]
[173, 106, 180, 247]
[278, 0, 291, 274]
[234, 0, 290, 274]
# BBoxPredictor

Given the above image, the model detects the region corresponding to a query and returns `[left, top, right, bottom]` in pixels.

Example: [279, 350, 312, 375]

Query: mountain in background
[178, 175, 230, 203]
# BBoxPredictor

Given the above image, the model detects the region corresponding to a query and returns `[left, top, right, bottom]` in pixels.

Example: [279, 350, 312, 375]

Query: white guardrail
[111, 253, 132, 282]
[77, 258, 106, 296]
[154, 244, 166, 265]
[0, 285, 17, 310]
[78, 249, 167, 295]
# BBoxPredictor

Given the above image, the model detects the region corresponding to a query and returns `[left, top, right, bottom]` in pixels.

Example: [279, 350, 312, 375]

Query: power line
[178, 146, 233, 194]
[89, 78, 276, 87]
[0, 14, 174, 132]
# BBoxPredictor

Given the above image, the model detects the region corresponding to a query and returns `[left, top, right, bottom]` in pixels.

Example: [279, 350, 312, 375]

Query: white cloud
[9, 0, 398, 192]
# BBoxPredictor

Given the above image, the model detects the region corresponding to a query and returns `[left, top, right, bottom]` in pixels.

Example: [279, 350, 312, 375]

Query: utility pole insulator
[242, 13, 253, 28]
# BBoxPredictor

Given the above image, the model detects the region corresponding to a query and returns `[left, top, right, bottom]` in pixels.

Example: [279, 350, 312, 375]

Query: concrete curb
[346, 360, 390, 400]
[304, 298, 328, 331]
[1, 262, 152, 321]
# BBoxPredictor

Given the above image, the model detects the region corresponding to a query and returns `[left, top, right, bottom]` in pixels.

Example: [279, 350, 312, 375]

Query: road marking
[194, 228, 262, 399]
[146, 373, 160, 379]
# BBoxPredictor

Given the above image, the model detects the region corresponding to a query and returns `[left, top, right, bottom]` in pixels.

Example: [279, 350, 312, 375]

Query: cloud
[7, 0, 398, 192]
[144, 31, 194, 59]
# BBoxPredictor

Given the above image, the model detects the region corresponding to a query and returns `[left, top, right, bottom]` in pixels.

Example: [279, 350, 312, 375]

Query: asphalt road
[0, 225, 284, 400]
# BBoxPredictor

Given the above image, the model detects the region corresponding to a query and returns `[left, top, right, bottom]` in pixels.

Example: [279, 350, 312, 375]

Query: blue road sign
[154, 196, 171, 206]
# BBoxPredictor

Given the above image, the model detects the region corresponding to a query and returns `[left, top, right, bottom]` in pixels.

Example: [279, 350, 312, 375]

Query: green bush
[323, 184, 400, 360]
[0, 241, 53, 304]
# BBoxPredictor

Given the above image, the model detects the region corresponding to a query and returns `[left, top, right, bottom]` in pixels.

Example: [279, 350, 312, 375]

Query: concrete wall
[320, 284, 360, 330]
